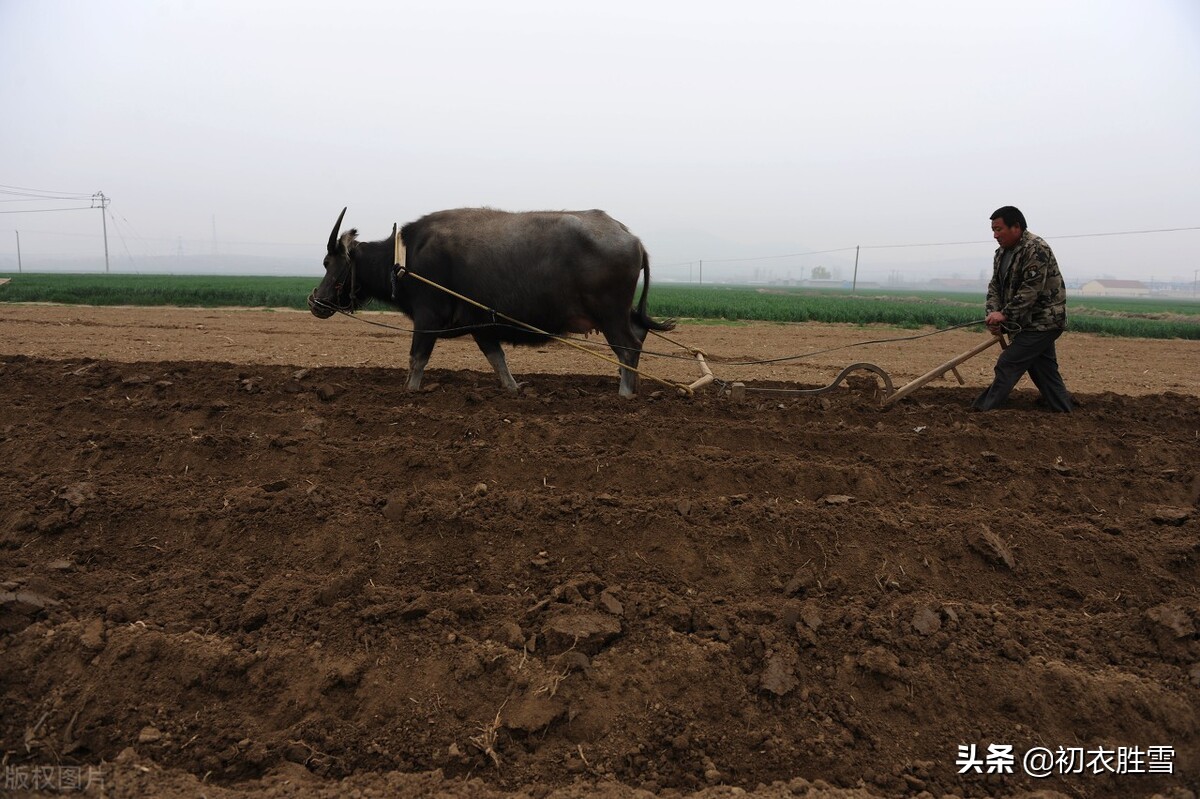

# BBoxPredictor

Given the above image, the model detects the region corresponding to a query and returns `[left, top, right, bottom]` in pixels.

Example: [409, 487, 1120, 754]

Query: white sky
[1, 0, 1198, 284]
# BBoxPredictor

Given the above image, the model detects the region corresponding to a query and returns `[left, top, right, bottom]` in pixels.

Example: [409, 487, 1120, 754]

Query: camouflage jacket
[986, 230, 1067, 331]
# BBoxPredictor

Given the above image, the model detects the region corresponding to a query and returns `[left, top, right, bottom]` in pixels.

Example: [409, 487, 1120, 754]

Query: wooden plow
[685, 350, 716, 394]
[880, 333, 1006, 406]
[719, 334, 1007, 407]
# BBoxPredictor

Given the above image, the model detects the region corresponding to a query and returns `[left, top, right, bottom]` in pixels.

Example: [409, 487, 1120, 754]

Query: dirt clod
[911, 606, 942, 636]
[969, 523, 1016, 570]
[760, 655, 800, 697]
[541, 612, 622, 655]
[1146, 505, 1192, 526]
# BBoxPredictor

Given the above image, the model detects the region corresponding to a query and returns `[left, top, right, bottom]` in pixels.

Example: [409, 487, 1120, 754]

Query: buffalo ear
[331, 229, 359, 257]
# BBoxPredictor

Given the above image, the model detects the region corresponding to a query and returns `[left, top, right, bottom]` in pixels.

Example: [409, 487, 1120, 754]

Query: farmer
[972, 206, 1074, 412]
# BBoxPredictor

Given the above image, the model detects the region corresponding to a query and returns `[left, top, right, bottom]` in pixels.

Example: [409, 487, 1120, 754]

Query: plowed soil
[1, 305, 1198, 799]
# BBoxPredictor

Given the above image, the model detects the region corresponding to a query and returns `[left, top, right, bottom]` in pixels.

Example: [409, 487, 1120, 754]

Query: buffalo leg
[602, 320, 643, 397]
[473, 334, 520, 392]
[629, 311, 651, 346]
[407, 332, 437, 391]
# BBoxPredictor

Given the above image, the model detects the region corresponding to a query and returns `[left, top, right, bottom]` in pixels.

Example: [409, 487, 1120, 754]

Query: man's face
[991, 218, 1022, 249]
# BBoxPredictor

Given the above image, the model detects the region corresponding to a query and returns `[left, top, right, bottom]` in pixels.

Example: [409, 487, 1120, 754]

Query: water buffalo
[308, 207, 675, 396]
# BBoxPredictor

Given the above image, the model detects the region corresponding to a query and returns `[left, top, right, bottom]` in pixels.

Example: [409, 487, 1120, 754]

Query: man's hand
[985, 311, 1007, 335]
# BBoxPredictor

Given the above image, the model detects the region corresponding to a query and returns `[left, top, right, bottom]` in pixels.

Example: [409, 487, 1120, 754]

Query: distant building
[1078, 279, 1150, 297]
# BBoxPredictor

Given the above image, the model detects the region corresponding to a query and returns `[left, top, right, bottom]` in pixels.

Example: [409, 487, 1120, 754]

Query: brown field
[1, 305, 1198, 799]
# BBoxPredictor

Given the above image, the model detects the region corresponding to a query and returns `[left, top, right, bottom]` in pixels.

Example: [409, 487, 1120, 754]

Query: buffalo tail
[635, 247, 676, 332]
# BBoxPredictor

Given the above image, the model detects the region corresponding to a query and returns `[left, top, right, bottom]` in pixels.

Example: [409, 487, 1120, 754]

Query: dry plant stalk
[468, 700, 507, 768]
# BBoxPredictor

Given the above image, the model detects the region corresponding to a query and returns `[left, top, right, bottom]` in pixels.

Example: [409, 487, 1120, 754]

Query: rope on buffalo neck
[394, 266, 692, 395]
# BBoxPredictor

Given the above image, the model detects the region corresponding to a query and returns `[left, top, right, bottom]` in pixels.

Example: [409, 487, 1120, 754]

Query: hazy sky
[2, 0, 1198, 284]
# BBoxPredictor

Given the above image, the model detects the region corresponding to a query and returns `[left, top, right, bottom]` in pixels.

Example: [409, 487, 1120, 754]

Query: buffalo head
[308, 207, 359, 318]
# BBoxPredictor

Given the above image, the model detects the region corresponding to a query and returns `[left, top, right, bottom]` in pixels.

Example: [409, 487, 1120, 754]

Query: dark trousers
[972, 329, 1073, 412]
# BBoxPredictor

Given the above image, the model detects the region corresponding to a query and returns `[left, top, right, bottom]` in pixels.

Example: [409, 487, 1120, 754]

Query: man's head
[990, 206, 1026, 250]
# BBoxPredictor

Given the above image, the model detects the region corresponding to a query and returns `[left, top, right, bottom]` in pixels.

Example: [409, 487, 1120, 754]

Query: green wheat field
[1, 273, 1197, 340]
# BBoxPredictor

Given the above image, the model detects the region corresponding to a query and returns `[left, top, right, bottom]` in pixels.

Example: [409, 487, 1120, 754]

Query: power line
[0, 183, 83, 192]
[703, 247, 859, 264]
[861, 225, 1200, 251]
[0, 227, 103, 238]
[861, 239, 982, 250]
[5, 202, 1196, 274]
[671, 225, 1200, 266]
[0, 197, 94, 203]
[0, 182, 108, 215]
[1049, 225, 1200, 240]
[107, 207, 136, 264]
[0, 185, 110, 271]
[657, 224, 1200, 267]
[0, 182, 93, 197]
[0, 193, 93, 202]
[0, 206, 98, 214]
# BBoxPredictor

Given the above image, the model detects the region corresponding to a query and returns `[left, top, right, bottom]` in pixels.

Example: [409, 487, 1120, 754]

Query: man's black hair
[990, 206, 1027, 230]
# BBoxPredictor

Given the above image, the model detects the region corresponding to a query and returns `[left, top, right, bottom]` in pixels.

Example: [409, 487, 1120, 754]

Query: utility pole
[14, 231, 21, 273]
[852, 245, 860, 293]
[1194, 269, 1197, 298]
[699, 259, 703, 286]
[93, 191, 110, 273]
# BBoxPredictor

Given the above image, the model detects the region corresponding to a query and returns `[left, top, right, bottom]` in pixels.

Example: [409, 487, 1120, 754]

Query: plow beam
[882, 334, 1004, 406]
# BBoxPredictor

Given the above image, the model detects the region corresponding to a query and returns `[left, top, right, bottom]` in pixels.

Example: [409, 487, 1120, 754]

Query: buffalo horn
[327, 207, 347, 253]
